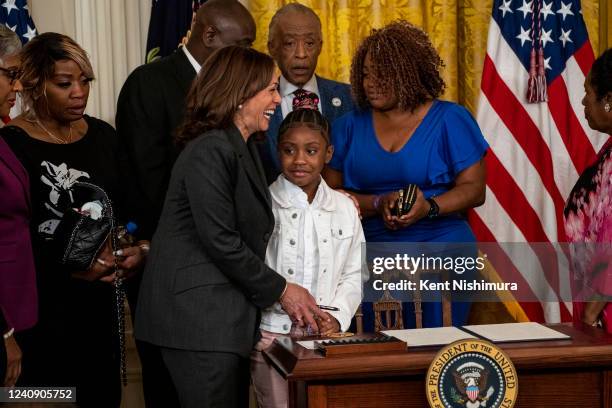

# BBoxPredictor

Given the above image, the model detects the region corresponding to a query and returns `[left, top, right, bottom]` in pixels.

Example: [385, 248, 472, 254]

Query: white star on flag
[1, 0, 18, 16]
[557, 1, 574, 21]
[499, 0, 513, 17]
[559, 28, 573, 47]
[543, 56, 552, 70]
[516, 26, 532, 46]
[4, 23, 15, 31]
[22, 24, 36, 42]
[540, 1, 555, 21]
[517, 0, 533, 19]
[540, 28, 553, 48]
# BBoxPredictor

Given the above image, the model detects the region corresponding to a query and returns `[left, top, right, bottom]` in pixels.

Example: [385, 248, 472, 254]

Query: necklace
[36, 120, 73, 144]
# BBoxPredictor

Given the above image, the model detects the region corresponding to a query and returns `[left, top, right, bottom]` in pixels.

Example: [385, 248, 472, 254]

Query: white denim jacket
[260, 176, 365, 334]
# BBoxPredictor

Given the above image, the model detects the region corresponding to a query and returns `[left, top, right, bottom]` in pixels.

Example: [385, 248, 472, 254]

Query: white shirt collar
[279, 74, 319, 98]
[279, 75, 321, 116]
[272, 174, 335, 211]
[182, 46, 201, 73]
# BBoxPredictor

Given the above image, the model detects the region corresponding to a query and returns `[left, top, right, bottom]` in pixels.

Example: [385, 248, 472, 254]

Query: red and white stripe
[469, 17, 607, 322]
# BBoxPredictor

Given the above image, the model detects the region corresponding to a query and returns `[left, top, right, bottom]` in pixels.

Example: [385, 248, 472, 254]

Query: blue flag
[145, 0, 206, 63]
[0, 0, 37, 44]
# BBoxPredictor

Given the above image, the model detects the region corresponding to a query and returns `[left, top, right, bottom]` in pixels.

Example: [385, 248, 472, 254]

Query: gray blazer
[135, 125, 286, 357]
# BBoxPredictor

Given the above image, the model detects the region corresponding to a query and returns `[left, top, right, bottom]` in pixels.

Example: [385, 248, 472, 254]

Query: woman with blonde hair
[1, 32, 146, 406]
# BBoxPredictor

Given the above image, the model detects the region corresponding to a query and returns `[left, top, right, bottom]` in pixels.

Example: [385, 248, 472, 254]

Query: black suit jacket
[134, 125, 287, 356]
[116, 49, 196, 239]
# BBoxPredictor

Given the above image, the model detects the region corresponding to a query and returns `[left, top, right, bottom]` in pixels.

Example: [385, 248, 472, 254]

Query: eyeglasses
[0, 67, 23, 85]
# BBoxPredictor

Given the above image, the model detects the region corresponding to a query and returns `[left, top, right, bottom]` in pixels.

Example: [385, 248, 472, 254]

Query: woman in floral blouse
[564, 48, 611, 333]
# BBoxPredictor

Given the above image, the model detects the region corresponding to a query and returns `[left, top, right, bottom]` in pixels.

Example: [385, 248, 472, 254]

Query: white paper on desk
[382, 327, 476, 347]
[296, 340, 317, 350]
[461, 322, 570, 343]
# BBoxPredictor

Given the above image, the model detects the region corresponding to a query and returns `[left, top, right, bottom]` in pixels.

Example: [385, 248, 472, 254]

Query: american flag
[0, 0, 36, 120]
[0, 0, 36, 44]
[469, 0, 607, 322]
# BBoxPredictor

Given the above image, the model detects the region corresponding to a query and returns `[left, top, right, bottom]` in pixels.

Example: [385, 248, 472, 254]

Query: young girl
[250, 106, 364, 408]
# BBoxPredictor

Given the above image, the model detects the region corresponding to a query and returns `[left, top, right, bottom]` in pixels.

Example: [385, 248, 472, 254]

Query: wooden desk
[265, 324, 612, 407]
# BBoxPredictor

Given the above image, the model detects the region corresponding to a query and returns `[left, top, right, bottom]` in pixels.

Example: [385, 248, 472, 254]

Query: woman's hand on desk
[280, 283, 329, 333]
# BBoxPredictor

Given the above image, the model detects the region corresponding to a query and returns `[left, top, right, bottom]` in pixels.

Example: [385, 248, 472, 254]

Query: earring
[238, 104, 243, 110]
[605, 103, 611, 113]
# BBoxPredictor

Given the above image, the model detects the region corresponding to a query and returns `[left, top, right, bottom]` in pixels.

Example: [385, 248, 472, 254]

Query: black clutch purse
[53, 181, 128, 386]
[393, 184, 418, 217]
[54, 181, 115, 270]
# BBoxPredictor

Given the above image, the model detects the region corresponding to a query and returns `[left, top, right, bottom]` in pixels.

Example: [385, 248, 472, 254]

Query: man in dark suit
[115, 1, 256, 406]
[259, 3, 355, 183]
[117, 0, 256, 240]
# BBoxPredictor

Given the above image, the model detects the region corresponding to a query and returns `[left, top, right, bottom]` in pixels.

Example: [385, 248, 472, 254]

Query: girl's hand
[316, 312, 340, 335]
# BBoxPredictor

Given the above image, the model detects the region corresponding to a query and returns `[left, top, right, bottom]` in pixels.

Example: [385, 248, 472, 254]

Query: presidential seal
[426, 339, 518, 408]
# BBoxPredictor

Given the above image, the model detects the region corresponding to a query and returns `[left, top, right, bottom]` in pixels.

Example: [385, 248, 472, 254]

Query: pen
[317, 304, 339, 311]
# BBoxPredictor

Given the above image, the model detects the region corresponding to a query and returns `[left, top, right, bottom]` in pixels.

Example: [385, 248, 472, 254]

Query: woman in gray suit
[135, 46, 327, 408]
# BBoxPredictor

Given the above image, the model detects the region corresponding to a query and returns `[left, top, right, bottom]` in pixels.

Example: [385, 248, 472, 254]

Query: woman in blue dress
[324, 21, 488, 329]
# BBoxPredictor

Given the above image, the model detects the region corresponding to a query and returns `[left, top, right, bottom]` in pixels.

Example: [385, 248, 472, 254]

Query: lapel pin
[332, 97, 342, 107]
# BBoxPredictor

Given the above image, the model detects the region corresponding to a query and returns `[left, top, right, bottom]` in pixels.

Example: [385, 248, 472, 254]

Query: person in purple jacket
[0, 25, 37, 387]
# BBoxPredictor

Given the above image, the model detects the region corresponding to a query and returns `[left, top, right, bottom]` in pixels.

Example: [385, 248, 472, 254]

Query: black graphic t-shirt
[2, 114, 128, 258]
[2, 116, 126, 244]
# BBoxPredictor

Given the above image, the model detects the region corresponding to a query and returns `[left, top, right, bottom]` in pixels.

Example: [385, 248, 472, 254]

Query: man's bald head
[267, 3, 322, 87]
[187, 0, 256, 65]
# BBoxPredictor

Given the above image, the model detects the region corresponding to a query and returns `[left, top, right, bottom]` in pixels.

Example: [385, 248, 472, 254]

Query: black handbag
[53, 181, 128, 386]
[54, 181, 115, 270]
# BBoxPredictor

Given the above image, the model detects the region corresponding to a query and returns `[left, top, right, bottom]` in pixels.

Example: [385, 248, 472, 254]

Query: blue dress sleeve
[328, 112, 354, 172]
[429, 104, 489, 185]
